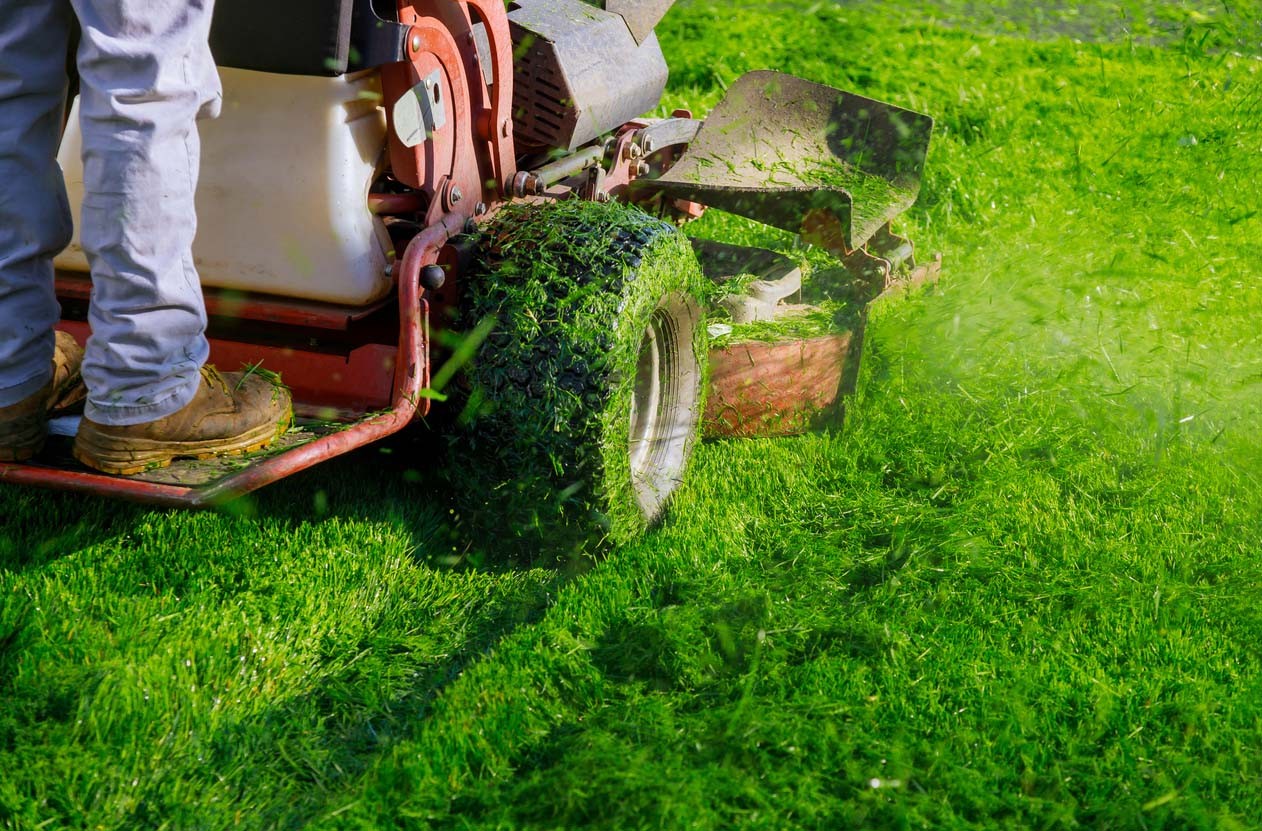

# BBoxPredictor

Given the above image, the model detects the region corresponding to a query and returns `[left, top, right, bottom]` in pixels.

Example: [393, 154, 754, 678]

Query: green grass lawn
[4, 1, 1262, 828]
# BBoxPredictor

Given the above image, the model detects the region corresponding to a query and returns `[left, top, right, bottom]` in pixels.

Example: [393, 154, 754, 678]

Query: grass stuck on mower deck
[1, 0, 934, 535]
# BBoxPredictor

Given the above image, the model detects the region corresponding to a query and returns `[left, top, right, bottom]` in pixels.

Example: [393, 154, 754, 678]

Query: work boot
[74, 365, 293, 475]
[0, 331, 86, 462]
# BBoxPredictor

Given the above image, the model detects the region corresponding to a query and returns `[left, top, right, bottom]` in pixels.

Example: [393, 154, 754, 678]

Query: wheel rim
[627, 292, 703, 521]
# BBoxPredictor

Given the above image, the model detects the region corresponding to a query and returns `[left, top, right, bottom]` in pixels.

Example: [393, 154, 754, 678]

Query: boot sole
[73, 413, 292, 477]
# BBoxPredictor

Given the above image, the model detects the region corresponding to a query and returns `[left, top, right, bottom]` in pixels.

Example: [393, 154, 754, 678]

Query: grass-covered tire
[458, 200, 708, 546]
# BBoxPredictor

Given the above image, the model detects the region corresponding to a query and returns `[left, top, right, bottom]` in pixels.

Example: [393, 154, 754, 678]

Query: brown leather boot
[48, 331, 87, 415]
[0, 331, 86, 462]
[74, 365, 293, 475]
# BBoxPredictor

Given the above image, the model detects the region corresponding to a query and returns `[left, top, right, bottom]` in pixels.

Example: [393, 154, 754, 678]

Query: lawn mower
[1, 0, 935, 539]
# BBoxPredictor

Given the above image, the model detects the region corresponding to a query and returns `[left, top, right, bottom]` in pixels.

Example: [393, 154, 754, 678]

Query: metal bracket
[632, 117, 702, 156]
[719, 266, 804, 324]
[583, 165, 610, 202]
[604, 0, 676, 45]
[348, 2, 410, 71]
[392, 69, 447, 148]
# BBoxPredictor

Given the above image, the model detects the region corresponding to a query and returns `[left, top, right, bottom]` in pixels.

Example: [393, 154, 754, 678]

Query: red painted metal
[195, 216, 463, 504]
[381, 18, 465, 198]
[383, 2, 515, 212]
[600, 122, 649, 197]
[0, 465, 204, 507]
[585, 121, 704, 220]
[700, 232, 941, 441]
[56, 273, 389, 331]
[369, 192, 427, 215]
[704, 333, 855, 439]
[0, 214, 466, 506]
[384, 12, 479, 222]
[462, 0, 517, 192]
[212, 341, 397, 417]
[54, 319, 396, 417]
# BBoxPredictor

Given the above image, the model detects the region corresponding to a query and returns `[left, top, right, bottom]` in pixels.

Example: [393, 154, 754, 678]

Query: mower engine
[508, 0, 669, 152]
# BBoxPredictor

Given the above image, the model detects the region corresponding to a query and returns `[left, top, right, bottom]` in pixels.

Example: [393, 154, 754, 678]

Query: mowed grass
[4, 1, 1262, 828]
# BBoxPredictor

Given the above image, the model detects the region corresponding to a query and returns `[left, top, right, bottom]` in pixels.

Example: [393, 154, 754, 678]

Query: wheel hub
[628, 292, 702, 521]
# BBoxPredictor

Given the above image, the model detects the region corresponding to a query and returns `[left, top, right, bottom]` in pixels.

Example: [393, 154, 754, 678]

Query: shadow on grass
[0, 486, 149, 575]
[0, 421, 596, 578]
[194, 569, 562, 827]
[0, 424, 603, 828]
[239, 424, 607, 577]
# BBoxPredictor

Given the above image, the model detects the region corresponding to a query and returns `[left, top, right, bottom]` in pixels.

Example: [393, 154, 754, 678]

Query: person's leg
[0, 0, 86, 461]
[70, 0, 222, 426]
[0, 0, 75, 408]
[70, 0, 291, 476]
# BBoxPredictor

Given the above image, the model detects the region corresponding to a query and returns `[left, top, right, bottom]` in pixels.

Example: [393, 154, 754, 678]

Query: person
[0, 0, 291, 476]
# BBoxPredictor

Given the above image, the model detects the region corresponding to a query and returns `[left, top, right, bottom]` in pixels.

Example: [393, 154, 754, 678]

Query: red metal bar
[56, 320, 398, 417]
[56, 272, 390, 331]
[463, 0, 517, 192]
[0, 213, 465, 507]
[369, 192, 426, 215]
[0, 464, 202, 507]
[186, 213, 465, 505]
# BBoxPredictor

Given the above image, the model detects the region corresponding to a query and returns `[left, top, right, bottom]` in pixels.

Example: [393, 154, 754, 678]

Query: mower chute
[640, 70, 934, 254]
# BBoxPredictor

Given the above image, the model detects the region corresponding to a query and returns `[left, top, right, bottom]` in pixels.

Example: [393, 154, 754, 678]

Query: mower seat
[209, 0, 356, 77]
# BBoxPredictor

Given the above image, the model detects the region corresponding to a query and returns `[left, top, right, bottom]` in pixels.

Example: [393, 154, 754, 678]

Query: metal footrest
[0, 416, 392, 507]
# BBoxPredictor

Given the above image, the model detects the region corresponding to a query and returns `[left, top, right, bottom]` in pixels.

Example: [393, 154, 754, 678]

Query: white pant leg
[72, 0, 222, 426]
[0, 0, 75, 407]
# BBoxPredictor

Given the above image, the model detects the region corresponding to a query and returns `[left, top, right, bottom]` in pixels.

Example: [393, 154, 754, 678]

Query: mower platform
[0, 419, 364, 507]
[0, 226, 455, 507]
[697, 232, 941, 439]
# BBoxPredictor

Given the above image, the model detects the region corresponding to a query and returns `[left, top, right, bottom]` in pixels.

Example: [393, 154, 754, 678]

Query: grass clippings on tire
[455, 199, 708, 554]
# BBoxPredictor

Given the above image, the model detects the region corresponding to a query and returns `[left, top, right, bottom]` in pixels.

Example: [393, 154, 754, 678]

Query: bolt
[421, 264, 446, 290]
[595, 191, 611, 203]
[624, 143, 643, 161]
[410, 33, 422, 53]
[501, 119, 511, 138]
[475, 202, 488, 216]
[511, 171, 530, 197]
[641, 136, 656, 154]
[636, 162, 651, 176]
[449, 186, 463, 205]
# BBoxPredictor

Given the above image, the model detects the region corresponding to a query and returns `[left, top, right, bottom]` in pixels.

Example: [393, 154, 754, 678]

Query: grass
[4, 1, 1262, 828]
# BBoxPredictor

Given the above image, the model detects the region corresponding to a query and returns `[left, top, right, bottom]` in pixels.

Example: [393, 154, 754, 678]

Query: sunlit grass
[3, 1, 1261, 828]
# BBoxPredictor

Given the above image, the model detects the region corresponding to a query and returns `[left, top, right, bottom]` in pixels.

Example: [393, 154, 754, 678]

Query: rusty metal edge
[703, 332, 855, 440]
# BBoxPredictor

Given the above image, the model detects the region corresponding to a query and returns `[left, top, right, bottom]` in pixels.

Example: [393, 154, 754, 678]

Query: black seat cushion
[210, 0, 355, 76]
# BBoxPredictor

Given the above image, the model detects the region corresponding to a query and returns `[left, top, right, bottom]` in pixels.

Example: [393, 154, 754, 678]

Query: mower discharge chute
[2, 0, 934, 537]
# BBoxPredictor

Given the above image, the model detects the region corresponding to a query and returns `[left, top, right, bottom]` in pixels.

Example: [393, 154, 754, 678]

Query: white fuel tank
[55, 67, 393, 307]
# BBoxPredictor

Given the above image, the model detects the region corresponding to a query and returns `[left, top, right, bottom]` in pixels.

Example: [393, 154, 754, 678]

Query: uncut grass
[4, 1, 1262, 828]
